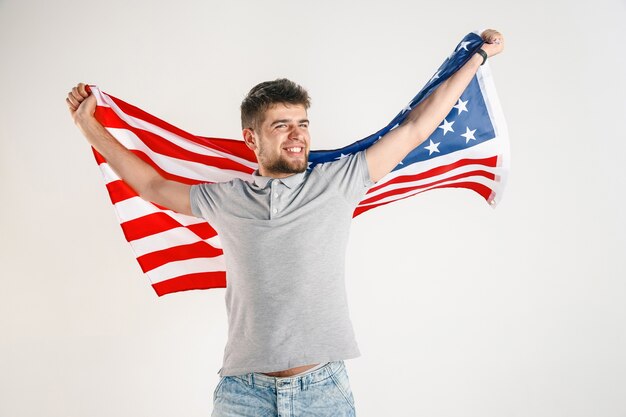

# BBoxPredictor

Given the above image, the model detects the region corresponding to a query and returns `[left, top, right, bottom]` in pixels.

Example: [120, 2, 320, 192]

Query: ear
[243, 128, 257, 151]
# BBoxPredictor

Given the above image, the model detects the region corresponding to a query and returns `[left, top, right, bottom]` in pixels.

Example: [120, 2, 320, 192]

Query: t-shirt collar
[252, 170, 306, 189]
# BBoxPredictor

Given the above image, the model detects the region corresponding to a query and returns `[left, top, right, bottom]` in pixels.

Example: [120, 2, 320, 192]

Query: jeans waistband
[232, 361, 345, 391]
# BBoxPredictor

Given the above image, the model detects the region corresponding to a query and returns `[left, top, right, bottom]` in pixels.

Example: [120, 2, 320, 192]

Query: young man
[66, 29, 504, 417]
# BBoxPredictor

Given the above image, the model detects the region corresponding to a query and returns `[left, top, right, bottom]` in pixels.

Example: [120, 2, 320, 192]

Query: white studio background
[1, 0, 625, 416]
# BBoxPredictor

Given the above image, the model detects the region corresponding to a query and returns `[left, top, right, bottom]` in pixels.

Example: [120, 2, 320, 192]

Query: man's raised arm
[66, 83, 194, 216]
[365, 29, 505, 183]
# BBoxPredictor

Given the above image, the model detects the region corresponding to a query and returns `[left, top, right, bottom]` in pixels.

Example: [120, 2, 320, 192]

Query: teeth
[286, 147, 302, 152]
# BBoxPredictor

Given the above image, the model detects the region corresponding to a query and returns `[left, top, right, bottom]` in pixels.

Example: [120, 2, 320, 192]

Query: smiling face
[243, 103, 310, 178]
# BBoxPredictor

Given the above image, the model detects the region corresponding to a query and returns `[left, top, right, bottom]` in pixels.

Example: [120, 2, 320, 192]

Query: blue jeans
[211, 361, 356, 417]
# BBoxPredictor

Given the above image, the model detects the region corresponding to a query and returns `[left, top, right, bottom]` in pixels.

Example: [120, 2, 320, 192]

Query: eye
[299, 123, 309, 129]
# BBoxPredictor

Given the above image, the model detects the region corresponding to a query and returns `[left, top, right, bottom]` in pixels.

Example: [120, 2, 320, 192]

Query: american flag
[90, 32, 509, 296]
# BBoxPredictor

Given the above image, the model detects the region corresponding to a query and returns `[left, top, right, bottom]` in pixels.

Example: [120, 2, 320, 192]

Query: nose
[289, 125, 306, 141]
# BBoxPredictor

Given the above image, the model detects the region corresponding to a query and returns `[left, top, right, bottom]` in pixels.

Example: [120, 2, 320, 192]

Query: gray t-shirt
[190, 151, 373, 377]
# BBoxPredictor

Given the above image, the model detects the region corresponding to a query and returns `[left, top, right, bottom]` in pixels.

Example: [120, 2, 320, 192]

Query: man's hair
[241, 79, 311, 129]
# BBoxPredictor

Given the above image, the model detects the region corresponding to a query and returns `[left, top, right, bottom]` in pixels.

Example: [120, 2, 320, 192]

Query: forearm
[366, 54, 483, 182]
[366, 47, 492, 182]
[405, 53, 483, 140]
[76, 114, 162, 199]
[365, 30, 503, 183]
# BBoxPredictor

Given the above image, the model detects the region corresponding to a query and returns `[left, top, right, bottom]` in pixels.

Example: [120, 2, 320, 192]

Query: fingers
[77, 83, 89, 97]
[481, 29, 503, 45]
[66, 97, 78, 112]
[66, 83, 90, 113]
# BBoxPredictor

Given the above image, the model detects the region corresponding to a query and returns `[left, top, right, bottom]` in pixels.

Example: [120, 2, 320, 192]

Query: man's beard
[264, 153, 308, 174]
[258, 145, 309, 175]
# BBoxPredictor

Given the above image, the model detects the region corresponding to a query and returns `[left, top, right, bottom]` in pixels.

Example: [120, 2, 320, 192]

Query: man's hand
[480, 29, 504, 58]
[66, 83, 96, 125]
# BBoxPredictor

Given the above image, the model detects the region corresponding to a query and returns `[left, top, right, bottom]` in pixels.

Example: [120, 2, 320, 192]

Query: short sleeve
[190, 183, 217, 220]
[314, 150, 374, 205]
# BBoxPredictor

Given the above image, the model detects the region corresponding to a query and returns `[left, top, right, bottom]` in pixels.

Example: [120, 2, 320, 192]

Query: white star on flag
[424, 139, 441, 155]
[457, 41, 471, 51]
[461, 127, 477, 143]
[453, 98, 468, 115]
[429, 71, 441, 83]
[335, 153, 350, 160]
[438, 118, 454, 135]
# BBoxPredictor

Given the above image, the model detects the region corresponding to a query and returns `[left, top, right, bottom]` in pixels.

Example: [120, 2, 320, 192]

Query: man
[66, 29, 504, 417]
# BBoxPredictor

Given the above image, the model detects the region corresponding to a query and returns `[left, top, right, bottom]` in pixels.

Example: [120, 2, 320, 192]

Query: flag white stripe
[359, 174, 500, 208]
[130, 227, 222, 257]
[370, 161, 503, 193]
[366, 160, 503, 200]
[363, 173, 502, 205]
[475, 64, 510, 206]
[112, 195, 206, 226]
[91, 89, 112, 108]
[99, 161, 121, 183]
[147, 257, 226, 284]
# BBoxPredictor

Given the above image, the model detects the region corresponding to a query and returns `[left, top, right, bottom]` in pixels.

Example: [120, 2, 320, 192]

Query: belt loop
[250, 373, 255, 388]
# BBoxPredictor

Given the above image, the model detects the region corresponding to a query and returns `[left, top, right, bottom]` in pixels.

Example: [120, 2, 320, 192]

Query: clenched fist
[66, 83, 96, 125]
[480, 29, 504, 58]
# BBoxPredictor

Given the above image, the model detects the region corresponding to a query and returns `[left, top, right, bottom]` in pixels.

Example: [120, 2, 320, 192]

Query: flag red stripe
[152, 271, 227, 296]
[95, 107, 256, 173]
[101, 92, 257, 162]
[106, 180, 137, 204]
[434, 181, 493, 200]
[360, 169, 496, 205]
[137, 241, 223, 273]
[93, 148, 106, 164]
[368, 156, 499, 194]
[132, 150, 204, 185]
[354, 197, 398, 217]
[353, 180, 494, 217]
[105, 174, 207, 207]
[187, 223, 217, 240]
[121, 212, 217, 242]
